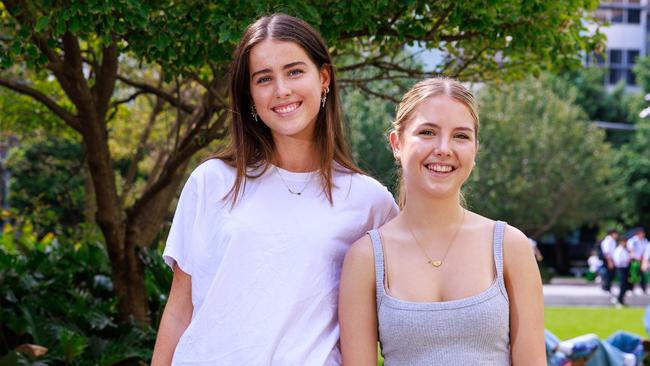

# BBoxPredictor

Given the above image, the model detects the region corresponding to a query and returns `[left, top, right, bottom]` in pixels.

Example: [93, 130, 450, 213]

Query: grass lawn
[545, 306, 648, 340]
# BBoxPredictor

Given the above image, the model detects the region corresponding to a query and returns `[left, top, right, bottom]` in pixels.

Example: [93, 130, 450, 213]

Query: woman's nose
[274, 78, 291, 98]
[434, 137, 452, 156]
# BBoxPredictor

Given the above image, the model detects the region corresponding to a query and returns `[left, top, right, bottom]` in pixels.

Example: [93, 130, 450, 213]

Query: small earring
[251, 105, 258, 122]
[321, 86, 330, 108]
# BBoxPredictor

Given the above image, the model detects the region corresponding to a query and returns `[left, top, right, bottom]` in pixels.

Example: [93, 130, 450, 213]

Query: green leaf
[35, 16, 50, 32]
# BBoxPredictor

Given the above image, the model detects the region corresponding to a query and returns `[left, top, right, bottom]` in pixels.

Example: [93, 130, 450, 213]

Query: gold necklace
[274, 166, 314, 196]
[405, 208, 466, 268]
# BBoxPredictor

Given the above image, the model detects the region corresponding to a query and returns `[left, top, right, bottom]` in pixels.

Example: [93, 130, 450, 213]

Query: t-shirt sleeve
[375, 186, 399, 227]
[163, 174, 199, 275]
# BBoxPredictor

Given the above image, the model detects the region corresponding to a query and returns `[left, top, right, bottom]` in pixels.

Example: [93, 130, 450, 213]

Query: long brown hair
[392, 77, 480, 208]
[215, 13, 362, 206]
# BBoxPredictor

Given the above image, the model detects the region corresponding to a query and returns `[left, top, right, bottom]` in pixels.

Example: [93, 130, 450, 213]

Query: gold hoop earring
[321, 86, 330, 108]
[251, 105, 258, 122]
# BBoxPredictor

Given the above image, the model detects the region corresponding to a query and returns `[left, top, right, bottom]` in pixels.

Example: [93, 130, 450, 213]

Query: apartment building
[589, 0, 648, 88]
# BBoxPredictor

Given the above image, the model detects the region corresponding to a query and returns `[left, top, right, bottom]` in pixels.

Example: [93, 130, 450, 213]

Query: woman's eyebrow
[251, 61, 307, 79]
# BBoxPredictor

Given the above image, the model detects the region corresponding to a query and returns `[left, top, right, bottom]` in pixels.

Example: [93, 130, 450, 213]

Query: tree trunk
[78, 111, 149, 324]
[83, 159, 96, 223]
[111, 237, 149, 324]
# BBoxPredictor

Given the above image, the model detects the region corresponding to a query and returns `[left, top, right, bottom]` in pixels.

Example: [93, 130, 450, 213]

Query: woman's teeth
[273, 102, 301, 114]
[428, 164, 453, 173]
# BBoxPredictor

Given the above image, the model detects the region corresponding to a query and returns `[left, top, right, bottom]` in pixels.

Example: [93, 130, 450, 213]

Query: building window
[594, 48, 640, 86]
[627, 50, 639, 64]
[627, 70, 637, 85]
[611, 9, 624, 23]
[596, 4, 643, 24]
[610, 49, 622, 65]
[610, 68, 625, 84]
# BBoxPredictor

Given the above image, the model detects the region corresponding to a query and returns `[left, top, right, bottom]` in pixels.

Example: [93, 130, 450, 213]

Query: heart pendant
[430, 260, 442, 267]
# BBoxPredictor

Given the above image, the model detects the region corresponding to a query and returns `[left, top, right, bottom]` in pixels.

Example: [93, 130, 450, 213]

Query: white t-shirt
[600, 235, 616, 258]
[613, 246, 631, 268]
[628, 236, 649, 260]
[163, 159, 398, 366]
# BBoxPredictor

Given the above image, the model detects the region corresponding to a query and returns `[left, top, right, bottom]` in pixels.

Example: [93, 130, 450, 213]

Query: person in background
[600, 229, 618, 293]
[613, 237, 632, 307]
[587, 250, 603, 283]
[629, 227, 648, 294]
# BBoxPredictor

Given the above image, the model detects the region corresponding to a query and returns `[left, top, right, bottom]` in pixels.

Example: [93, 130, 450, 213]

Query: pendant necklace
[405, 208, 466, 268]
[274, 165, 314, 196]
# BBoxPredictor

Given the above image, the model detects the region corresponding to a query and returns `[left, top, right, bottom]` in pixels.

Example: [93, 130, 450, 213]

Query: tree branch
[116, 75, 195, 114]
[426, 4, 455, 39]
[110, 90, 148, 109]
[0, 76, 81, 131]
[94, 42, 119, 120]
[120, 95, 164, 205]
[355, 83, 400, 103]
[129, 107, 228, 222]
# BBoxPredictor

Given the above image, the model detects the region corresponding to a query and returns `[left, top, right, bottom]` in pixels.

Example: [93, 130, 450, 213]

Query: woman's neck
[401, 192, 464, 230]
[272, 136, 319, 172]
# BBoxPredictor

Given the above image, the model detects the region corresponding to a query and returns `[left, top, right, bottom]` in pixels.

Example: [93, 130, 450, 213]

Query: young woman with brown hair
[152, 13, 397, 366]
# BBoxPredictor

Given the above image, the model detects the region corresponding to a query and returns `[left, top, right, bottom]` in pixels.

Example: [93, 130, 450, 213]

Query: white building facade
[590, 0, 648, 87]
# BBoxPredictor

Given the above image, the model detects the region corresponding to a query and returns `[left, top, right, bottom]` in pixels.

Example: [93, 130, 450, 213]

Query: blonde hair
[392, 77, 479, 208]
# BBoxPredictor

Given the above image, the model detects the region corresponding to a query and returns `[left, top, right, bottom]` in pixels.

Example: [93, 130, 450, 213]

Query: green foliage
[465, 75, 624, 236]
[618, 117, 650, 226]
[613, 55, 650, 227]
[633, 55, 650, 94]
[550, 67, 631, 124]
[5, 135, 86, 233]
[0, 74, 73, 136]
[0, 221, 170, 364]
[1, 0, 603, 80]
[344, 82, 403, 192]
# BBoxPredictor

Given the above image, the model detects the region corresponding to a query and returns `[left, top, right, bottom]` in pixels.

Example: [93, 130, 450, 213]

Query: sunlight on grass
[545, 306, 647, 340]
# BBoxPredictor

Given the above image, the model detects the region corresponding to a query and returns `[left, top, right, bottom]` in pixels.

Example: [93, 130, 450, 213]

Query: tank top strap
[367, 229, 386, 310]
[493, 221, 508, 293]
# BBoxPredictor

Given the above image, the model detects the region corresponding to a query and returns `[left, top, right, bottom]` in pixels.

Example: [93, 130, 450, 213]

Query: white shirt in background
[628, 236, 649, 260]
[588, 255, 603, 273]
[600, 235, 616, 258]
[613, 246, 631, 268]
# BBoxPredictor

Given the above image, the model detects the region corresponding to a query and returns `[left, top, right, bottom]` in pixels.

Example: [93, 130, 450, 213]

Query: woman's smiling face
[391, 95, 478, 200]
[248, 39, 330, 143]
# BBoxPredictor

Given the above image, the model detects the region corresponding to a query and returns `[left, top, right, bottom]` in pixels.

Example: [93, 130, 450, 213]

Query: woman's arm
[503, 226, 546, 366]
[151, 264, 193, 366]
[339, 236, 379, 366]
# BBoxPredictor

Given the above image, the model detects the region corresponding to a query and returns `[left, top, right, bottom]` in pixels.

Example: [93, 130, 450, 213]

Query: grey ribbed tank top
[370, 221, 511, 366]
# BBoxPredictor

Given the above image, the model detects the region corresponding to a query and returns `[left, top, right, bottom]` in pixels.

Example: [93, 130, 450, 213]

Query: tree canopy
[466, 75, 623, 238]
[0, 0, 604, 323]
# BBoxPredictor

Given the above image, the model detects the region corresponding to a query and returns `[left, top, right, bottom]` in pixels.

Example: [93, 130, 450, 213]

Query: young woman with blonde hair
[339, 77, 545, 365]
[152, 13, 398, 365]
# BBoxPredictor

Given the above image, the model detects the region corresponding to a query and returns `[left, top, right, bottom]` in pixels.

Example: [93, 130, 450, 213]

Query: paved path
[544, 278, 650, 307]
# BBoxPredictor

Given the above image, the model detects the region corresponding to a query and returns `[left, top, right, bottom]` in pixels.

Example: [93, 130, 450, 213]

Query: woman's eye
[288, 69, 304, 77]
[420, 130, 435, 136]
[256, 76, 271, 84]
[455, 134, 470, 139]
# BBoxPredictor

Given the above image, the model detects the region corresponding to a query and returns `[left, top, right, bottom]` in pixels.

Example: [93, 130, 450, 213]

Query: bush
[0, 219, 171, 365]
[5, 136, 87, 234]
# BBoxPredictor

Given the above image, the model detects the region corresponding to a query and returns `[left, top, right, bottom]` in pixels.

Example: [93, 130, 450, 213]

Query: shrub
[0, 219, 171, 365]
